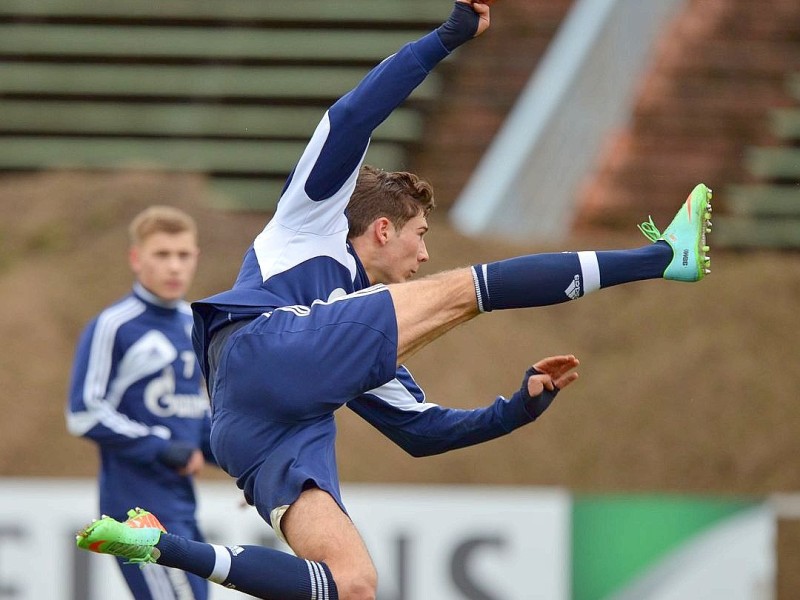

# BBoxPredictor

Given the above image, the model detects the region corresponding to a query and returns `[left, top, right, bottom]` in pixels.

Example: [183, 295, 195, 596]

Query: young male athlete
[67, 206, 215, 599]
[75, 2, 712, 599]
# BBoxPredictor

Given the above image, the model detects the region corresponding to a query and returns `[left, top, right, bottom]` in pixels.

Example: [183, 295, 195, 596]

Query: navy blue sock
[156, 534, 338, 600]
[471, 242, 672, 311]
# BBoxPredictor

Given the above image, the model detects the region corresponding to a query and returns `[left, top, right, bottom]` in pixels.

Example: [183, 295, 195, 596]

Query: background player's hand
[526, 355, 580, 397]
[178, 448, 206, 476]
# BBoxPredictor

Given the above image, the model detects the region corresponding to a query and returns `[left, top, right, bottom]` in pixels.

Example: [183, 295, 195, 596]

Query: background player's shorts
[208, 285, 399, 533]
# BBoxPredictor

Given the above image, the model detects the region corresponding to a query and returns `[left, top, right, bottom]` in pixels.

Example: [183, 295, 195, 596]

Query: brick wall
[575, 0, 800, 231]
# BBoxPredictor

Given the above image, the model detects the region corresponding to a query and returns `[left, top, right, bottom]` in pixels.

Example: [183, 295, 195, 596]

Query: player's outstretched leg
[390, 183, 713, 361]
[77, 508, 339, 600]
[468, 182, 714, 312]
[638, 183, 713, 282]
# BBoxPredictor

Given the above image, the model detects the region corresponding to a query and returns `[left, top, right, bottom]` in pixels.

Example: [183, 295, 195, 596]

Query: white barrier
[0, 479, 570, 600]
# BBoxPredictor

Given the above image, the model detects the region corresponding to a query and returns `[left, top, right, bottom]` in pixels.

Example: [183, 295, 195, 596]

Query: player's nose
[418, 240, 429, 263]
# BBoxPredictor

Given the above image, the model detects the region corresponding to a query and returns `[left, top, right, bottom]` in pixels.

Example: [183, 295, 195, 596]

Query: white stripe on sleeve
[577, 251, 601, 295]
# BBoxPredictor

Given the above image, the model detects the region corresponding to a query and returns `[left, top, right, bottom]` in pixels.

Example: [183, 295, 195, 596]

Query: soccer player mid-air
[75, 2, 712, 599]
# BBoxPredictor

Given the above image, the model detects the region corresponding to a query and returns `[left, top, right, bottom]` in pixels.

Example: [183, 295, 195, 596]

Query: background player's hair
[346, 165, 435, 238]
[128, 205, 198, 246]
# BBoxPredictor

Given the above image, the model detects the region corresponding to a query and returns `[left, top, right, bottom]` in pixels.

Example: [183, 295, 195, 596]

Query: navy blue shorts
[209, 286, 398, 532]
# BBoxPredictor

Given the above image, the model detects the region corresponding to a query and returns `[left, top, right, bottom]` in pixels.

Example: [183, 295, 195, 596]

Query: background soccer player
[67, 205, 214, 599]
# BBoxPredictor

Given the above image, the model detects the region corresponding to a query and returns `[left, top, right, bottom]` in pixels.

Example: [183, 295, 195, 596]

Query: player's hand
[456, 0, 491, 36]
[526, 355, 580, 397]
[439, 1, 491, 51]
[178, 449, 206, 476]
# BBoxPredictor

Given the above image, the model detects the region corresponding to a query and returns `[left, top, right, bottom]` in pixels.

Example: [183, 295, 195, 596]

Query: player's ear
[129, 245, 141, 274]
[373, 217, 393, 245]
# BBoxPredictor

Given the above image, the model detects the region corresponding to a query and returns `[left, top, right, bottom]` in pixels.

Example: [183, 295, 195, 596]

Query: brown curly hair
[346, 165, 435, 239]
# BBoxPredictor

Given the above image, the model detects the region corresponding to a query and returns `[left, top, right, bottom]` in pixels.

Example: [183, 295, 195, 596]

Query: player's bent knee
[335, 571, 377, 600]
[328, 561, 377, 600]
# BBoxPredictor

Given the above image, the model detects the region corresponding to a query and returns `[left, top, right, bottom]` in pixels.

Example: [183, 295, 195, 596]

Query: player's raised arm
[281, 1, 491, 211]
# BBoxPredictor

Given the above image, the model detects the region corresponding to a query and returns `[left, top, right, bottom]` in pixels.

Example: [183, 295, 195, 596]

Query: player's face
[129, 231, 199, 302]
[384, 213, 430, 283]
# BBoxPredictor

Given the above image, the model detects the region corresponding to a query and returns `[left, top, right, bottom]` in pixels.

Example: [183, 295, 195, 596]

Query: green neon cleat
[638, 183, 713, 282]
[76, 507, 166, 565]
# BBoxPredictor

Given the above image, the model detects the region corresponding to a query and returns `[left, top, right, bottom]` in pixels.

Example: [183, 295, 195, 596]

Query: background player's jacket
[67, 283, 213, 521]
[193, 29, 546, 459]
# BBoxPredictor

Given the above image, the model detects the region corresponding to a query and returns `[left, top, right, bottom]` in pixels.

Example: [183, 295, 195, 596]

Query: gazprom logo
[144, 367, 208, 418]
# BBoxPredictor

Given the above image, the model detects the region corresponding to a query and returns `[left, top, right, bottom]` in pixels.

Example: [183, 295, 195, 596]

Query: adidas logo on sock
[564, 275, 582, 300]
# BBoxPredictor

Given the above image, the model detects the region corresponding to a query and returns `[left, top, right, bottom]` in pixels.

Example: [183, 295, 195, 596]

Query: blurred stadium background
[0, 0, 798, 598]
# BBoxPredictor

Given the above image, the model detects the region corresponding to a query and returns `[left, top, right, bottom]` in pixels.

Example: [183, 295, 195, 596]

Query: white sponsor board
[0, 479, 570, 600]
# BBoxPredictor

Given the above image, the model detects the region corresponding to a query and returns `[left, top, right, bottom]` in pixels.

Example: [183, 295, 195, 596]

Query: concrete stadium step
[0, 100, 422, 142]
[0, 24, 431, 65]
[770, 108, 800, 141]
[712, 216, 800, 249]
[0, 0, 449, 25]
[0, 63, 441, 103]
[726, 184, 800, 218]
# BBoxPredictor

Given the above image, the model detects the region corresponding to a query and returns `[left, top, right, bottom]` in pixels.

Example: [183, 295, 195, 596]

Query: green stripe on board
[571, 494, 756, 600]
